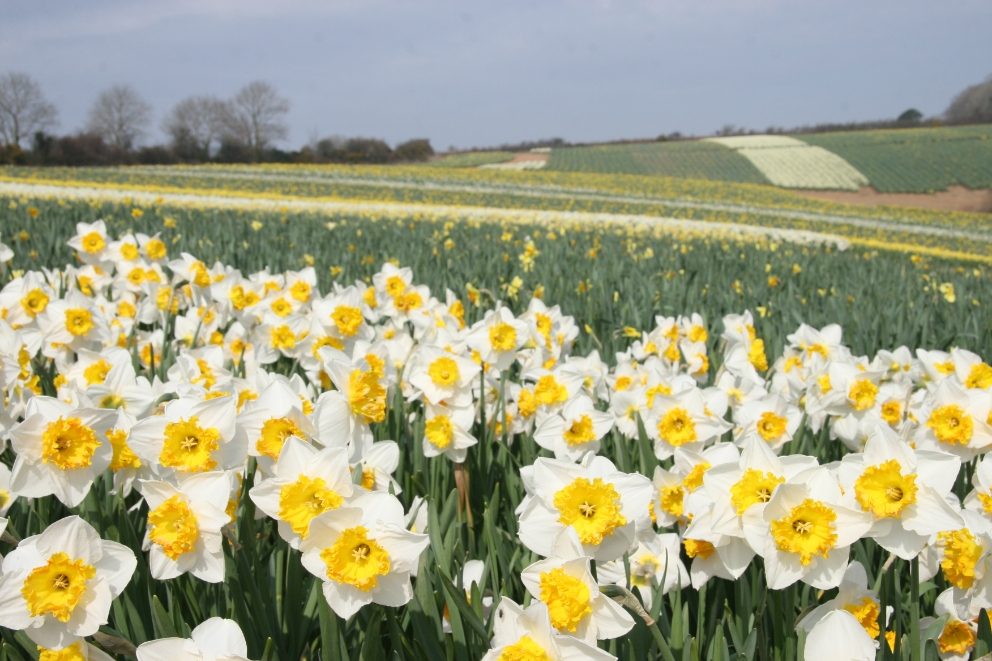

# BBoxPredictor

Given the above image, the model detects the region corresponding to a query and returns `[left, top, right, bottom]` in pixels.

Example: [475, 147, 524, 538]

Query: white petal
[192, 617, 247, 658]
[803, 610, 875, 661]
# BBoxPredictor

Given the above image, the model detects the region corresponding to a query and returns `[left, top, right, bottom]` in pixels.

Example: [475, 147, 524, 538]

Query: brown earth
[795, 185, 992, 214]
[508, 152, 550, 164]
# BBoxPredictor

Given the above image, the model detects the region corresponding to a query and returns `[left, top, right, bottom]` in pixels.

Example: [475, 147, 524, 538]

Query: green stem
[909, 557, 921, 661]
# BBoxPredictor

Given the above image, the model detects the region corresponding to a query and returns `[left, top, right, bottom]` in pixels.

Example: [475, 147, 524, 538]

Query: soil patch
[795, 185, 992, 214]
[508, 152, 549, 164]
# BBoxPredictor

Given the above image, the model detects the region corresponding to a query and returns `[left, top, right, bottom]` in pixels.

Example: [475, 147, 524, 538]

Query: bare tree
[0, 72, 58, 147]
[945, 75, 992, 125]
[219, 81, 289, 159]
[86, 84, 152, 150]
[162, 95, 225, 160]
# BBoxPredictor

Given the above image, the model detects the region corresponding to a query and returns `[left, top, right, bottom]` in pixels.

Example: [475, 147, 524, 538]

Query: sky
[2, 0, 990, 151]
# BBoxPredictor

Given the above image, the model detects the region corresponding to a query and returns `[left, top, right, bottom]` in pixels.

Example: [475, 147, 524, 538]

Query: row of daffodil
[0, 221, 991, 659]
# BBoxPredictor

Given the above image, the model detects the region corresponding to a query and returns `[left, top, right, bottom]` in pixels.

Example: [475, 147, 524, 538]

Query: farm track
[116, 166, 992, 244]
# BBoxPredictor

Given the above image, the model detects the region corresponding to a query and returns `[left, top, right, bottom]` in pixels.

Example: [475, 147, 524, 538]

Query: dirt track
[796, 185, 992, 214]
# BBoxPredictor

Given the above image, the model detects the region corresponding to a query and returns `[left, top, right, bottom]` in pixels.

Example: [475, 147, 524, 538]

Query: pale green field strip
[0, 179, 852, 249]
[800, 126, 992, 192]
[546, 140, 769, 183]
[89, 166, 992, 245]
[705, 135, 870, 190]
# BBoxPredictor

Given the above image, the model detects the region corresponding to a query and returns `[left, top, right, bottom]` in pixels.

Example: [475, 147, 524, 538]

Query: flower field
[545, 141, 768, 184]
[704, 136, 870, 191]
[544, 126, 992, 194]
[0, 167, 990, 660]
[800, 127, 992, 193]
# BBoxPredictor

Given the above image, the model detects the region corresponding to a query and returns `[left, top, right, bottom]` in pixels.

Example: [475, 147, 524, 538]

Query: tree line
[0, 74, 434, 166]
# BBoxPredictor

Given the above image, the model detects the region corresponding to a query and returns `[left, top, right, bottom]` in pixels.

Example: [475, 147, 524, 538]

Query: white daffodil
[653, 442, 739, 528]
[238, 379, 315, 473]
[312, 348, 387, 462]
[67, 221, 109, 265]
[964, 453, 992, 521]
[442, 559, 493, 634]
[517, 456, 652, 561]
[913, 380, 992, 459]
[533, 395, 614, 462]
[701, 436, 819, 542]
[733, 393, 801, 452]
[136, 616, 251, 661]
[647, 387, 732, 460]
[129, 395, 242, 478]
[249, 437, 354, 549]
[466, 306, 527, 372]
[0, 462, 18, 516]
[919, 510, 992, 593]
[106, 409, 144, 497]
[421, 401, 477, 462]
[802, 610, 876, 661]
[480, 598, 616, 661]
[140, 472, 232, 582]
[520, 533, 634, 642]
[598, 532, 689, 610]
[920, 588, 981, 661]
[406, 346, 480, 406]
[353, 440, 401, 494]
[36, 639, 115, 660]
[38, 291, 110, 359]
[951, 348, 992, 392]
[0, 516, 136, 650]
[797, 561, 889, 652]
[836, 424, 962, 559]
[9, 397, 116, 507]
[742, 469, 872, 590]
[300, 491, 429, 619]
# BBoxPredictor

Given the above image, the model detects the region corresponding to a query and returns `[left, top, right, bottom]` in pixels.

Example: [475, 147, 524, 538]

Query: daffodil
[140, 471, 232, 582]
[406, 346, 480, 406]
[836, 424, 962, 559]
[312, 348, 388, 461]
[742, 469, 872, 589]
[733, 393, 801, 452]
[249, 437, 354, 548]
[520, 534, 634, 642]
[129, 395, 242, 478]
[920, 588, 981, 661]
[238, 379, 316, 473]
[0, 516, 136, 650]
[801, 610, 876, 661]
[136, 617, 250, 661]
[9, 398, 116, 507]
[421, 401, 477, 462]
[466, 306, 527, 372]
[797, 562, 888, 650]
[533, 395, 614, 462]
[479, 598, 616, 661]
[646, 387, 732, 460]
[914, 380, 992, 459]
[517, 456, 652, 561]
[597, 532, 689, 610]
[300, 491, 429, 619]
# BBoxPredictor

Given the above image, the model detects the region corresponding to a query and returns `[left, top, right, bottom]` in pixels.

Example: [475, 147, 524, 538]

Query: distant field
[545, 125, 992, 195]
[431, 150, 515, 167]
[799, 125, 992, 193]
[546, 140, 768, 183]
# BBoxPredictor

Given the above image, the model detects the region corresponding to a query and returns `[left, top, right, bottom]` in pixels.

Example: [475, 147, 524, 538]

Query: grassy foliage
[799, 126, 992, 193]
[547, 141, 769, 184]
